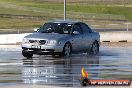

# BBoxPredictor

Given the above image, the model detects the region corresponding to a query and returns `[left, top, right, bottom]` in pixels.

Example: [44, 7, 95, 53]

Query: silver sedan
[21, 20, 100, 58]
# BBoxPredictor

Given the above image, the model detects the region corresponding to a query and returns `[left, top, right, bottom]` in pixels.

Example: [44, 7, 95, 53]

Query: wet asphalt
[0, 44, 132, 87]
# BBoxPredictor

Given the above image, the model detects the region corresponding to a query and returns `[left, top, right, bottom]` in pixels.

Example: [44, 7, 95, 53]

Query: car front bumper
[21, 43, 64, 54]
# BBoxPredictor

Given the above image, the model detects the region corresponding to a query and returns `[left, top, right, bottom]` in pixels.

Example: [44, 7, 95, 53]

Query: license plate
[31, 45, 41, 49]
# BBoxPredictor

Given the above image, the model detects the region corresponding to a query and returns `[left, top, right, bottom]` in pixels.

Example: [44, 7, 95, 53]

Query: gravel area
[101, 42, 132, 48]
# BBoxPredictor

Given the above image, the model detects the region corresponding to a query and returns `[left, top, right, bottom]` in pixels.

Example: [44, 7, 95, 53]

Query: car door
[71, 23, 84, 52]
[80, 23, 93, 51]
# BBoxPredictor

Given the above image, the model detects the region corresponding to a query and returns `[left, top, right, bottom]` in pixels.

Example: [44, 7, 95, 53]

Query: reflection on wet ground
[0, 43, 132, 87]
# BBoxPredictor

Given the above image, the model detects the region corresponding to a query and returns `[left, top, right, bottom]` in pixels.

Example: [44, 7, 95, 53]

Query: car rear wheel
[62, 43, 72, 57]
[22, 50, 33, 58]
[90, 42, 99, 55]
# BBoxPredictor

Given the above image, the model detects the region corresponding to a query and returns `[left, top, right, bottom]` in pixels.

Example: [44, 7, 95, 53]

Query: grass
[4, 0, 131, 20]
[0, 18, 45, 29]
[0, 0, 132, 30]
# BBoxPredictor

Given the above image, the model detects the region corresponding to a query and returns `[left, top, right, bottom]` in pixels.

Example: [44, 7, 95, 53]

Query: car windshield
[38, 23, 73, 34]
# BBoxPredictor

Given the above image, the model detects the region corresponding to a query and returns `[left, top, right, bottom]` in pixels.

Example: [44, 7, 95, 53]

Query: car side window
[73, 23, 83, 34]
[81, 23, 92, 33]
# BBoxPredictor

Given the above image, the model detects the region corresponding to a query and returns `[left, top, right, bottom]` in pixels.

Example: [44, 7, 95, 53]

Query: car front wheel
[62, 43, 72, 57]
[22, 50, 33, 58]
[90, 42, 99, 55]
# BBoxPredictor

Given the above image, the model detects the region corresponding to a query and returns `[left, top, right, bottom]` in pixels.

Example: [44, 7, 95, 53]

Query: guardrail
[100, 31, 132, 42]
[0, 33, 31, 45]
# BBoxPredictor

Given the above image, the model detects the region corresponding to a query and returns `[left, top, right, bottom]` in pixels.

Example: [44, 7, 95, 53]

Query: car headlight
[47, 40, 57, 45]
[22, 38, 29, 44]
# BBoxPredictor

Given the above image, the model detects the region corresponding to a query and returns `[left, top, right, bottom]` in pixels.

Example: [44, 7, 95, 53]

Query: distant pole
[126, 23, 129, 31]
[64, 0, 66, 20]
[125, 23, 130, 31]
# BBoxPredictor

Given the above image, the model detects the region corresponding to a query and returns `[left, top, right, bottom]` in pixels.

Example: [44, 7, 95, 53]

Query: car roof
[47, 20, 81, 24]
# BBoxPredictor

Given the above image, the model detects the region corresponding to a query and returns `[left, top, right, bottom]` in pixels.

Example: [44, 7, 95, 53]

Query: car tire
[22, 50, 33, 58]
[90, 42, 99, 55]
[62, 43, 72, 57]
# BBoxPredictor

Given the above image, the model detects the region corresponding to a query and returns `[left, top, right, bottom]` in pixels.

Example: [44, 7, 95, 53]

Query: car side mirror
[33, 28, 39, 32]
[73, 31, 80, 35]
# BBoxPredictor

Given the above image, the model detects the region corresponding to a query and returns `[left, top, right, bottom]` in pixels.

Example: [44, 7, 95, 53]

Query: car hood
[24, 32, 69, 40]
